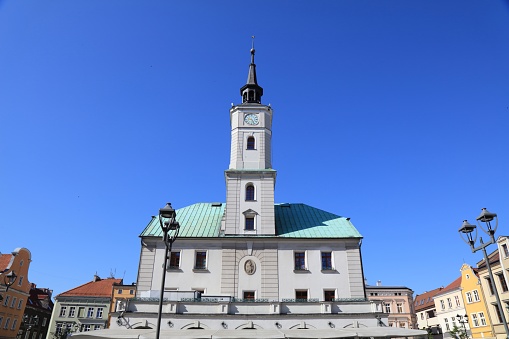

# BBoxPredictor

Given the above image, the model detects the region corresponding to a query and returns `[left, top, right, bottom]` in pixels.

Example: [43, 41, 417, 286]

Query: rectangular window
[494, 304, 503, 323]
[59, 306, 67, 317]
[479, 312, 487, 326]
[472, 313, 479, 327]
[0, 317, 2, 328]
[473, 290, 480, 302]
[195, 251, 207, 269]
[84, 325, 91, 332]
[169, 251, 181, 269]
[69, 307, 75, 317]
[78, 307, 85, 318]
[10, 297, 16, 308]
[87, 307, 94, 318]
[3, 296, 9, 306]
[445, 318, 450, 331]
[447, 298, 452, 308]
[294, 252, 306, 270]
[455, 295, 461, 307]
[130, 289, 134, 295]
[96, 308, 103, 318]
[11, 319, 17, 330]
[118, 289, 123, 294]
[56, 323, 62, 335]
[321, 252, 332, 270]
[499, 274, 509, 292]
[440, 300, 445, 310]
[466, 292, 472, 303]
[295, 290, 308, 301]
[243, 291, 255, 300]
[18, 276, 23, 286]
[4, 318, 10, 329]
[503, 244, 509, 257]
[245, 217, 254, 230]
[384, 303, 391, 313]
[94, 325, 101, 330]
[397, 303, 403, 313]
[324, 290, 335, 302]
[486, 277, 495, 295]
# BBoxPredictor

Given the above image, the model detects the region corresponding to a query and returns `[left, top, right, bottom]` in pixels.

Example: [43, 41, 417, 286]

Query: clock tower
[224, 44, 276, 235]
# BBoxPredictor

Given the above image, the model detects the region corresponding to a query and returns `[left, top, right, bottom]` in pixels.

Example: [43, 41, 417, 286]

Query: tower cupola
[240, 38, 263, 104]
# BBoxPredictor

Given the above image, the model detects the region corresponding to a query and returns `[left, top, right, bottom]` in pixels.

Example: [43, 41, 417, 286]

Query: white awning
[71, 327, 427, 339]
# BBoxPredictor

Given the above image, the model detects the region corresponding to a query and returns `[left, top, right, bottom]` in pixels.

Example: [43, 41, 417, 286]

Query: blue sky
[1, 1, 508, 299]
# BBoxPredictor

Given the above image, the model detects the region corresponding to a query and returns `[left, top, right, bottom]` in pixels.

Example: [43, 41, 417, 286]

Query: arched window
[247, 136, 255, 150]
[246, 185, 255, 201]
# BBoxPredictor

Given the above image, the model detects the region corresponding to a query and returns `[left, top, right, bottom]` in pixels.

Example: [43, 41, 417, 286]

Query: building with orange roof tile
[414, 286, 444, 336]
[46, 275, 122, 339]
[0, 248, 32, 339]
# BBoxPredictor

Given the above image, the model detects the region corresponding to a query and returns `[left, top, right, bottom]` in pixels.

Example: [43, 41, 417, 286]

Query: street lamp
[4, 271, 18, 292]
[155, 203, 180, 339]
[0, 270, 18, 302]
[456, 314, 468, 339]
[459, 208, 509, 338]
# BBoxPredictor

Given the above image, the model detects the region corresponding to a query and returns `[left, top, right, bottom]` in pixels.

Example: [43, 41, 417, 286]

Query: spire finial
[240, 36, 263, 104]
[250, 35, 255, 64]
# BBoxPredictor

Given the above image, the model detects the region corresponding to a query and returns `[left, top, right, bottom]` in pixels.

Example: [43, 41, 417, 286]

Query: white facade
[103, 47, 426, 338]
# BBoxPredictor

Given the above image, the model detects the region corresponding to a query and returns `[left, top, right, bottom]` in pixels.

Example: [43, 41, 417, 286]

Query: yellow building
[460, 263, 495, 339]
[109, 283, 136, 328]
[0, 248, 32, 339]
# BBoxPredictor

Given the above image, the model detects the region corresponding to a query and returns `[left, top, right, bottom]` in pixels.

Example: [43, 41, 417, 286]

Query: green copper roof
[140, 203, 362, 239]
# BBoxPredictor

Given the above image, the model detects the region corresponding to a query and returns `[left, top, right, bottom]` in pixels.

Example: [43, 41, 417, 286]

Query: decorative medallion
[244, 259, 256, 275]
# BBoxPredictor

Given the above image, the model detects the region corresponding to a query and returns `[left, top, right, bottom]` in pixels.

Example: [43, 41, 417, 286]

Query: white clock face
[244, 114, 259, 125]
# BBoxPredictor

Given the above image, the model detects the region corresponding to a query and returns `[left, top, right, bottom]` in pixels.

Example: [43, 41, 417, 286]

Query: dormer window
[246, 185, 255, 201]
[247, 136, 255, 150]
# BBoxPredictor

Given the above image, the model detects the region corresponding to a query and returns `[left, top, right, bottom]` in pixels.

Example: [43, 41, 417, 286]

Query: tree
[449, 324, 468, 339]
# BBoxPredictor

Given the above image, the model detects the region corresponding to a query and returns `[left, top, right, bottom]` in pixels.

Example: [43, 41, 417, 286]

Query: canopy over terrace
[71, 327, 427, 339]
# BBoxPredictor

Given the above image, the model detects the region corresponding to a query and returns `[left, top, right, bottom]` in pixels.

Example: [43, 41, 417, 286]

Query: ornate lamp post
[155, 203, 180, 339]
[0, 270, 18, 302]
[456, 314, 468, 338]
[458, 208, 509, 338]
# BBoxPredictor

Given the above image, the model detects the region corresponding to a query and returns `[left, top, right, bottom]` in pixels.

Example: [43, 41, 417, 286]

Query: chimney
[93, 274, 101, 282]
[376, 280, 382, 286]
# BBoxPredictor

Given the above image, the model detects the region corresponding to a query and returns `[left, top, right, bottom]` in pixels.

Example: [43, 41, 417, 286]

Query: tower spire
[240, 36, 263, 104]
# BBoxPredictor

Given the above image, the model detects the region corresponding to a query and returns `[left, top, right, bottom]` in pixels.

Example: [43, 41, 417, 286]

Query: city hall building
[75, 47, 426, 339]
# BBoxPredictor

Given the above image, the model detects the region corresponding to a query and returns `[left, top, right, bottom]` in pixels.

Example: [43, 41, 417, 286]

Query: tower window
[248, 90, 254, 102]
[245, 217, 255, 230]
[246, 185, 255, 201]
[247, 136, 255, 150]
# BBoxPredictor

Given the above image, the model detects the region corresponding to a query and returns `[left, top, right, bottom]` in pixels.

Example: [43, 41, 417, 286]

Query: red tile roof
[414, 286, 444, 311]
[478, 250, 499, 269]
[58, 277, 122, 298]
[436, 276, 462, 296]
[0, 254, 13, 271]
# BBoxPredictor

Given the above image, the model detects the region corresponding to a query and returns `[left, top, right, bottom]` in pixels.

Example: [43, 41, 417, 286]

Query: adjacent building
[433, 275, 469, 339]
[414, 286, 444, 336]
[108, 283, 136, 328]
[46, 276, 122, 339]
[18, 284, 54, 339]
[0, 248, 32, 339]
[365, 282, 417, 329]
